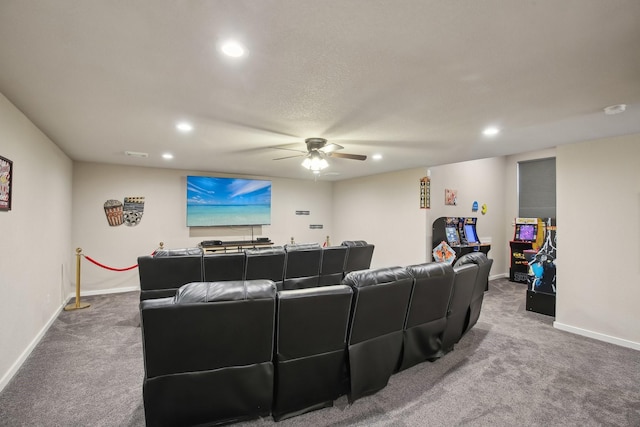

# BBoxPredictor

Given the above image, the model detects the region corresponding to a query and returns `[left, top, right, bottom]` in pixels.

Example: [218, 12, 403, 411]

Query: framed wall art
[0, 155, 12, 211]
[445, 188, 457, 206]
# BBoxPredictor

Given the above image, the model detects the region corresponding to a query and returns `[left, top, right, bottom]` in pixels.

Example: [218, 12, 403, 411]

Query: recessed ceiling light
[221, 41, 246, 58]
[176, 122, 193, 133]
[162, 153, 174, 160]
[372, 154, 383, 160]
[603, 104, 626, 115]
[482, 126, 500, 137]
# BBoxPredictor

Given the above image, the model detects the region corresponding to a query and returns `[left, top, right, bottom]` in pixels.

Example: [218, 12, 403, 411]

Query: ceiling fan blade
[272, 144, 307, 153]
[329, 152, 367, 161]
[273, 154, 305, 161]
[320, 143, 344, 153]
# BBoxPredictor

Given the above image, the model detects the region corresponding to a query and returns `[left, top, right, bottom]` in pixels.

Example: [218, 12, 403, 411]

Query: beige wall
[0, 94, 73, 390]
[332, 168, 429, 268]
[72, 163, 334, 293]
[426, 156, 509, 278]
[77, 158, 511, 289]
[555, 134, 640, 349]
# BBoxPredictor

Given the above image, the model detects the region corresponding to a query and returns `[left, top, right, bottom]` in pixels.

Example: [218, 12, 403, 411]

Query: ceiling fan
[273, 138, 367, 172]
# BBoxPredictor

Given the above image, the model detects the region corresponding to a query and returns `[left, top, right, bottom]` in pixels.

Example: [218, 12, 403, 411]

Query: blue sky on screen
[187, 176, 271, 205]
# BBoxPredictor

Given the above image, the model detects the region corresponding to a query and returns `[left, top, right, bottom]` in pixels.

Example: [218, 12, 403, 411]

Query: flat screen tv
[186, 176, 271, 227]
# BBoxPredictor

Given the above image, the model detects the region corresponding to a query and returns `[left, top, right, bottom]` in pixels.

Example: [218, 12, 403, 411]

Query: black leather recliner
[203, 252, 246, 282]
[244, 246, 286, 290]
[273, 285, 353, 420]
[441, 263, 478, 353]
[282, 243, 322, 290]
[399, 262, 455, 371]
[152, 247, 203, 257]
[454, 252, 493, 336]
[318, 246, 348, 286]
[140, 280, 277, 427]
[341, 240, 375, 274]
[342, 266, 413, 402]
[137, 247, 204, 301]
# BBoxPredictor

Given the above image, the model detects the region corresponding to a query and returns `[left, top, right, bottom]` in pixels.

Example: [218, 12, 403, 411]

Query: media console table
[200, 240, 274, 253]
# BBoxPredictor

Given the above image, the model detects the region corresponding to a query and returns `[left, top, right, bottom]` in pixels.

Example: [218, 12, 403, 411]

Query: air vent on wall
[125, 151, 149, 158]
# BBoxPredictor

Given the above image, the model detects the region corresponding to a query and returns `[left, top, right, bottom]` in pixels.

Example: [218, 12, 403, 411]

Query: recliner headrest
[284, 243, 321, 252]
[341, 240, 369, 247]
[277, 284, 353, 300]
[453, 252, 489, 267]
[153, 247, 203, 257]
[173, 280, 276, 303]
[407, 262, 454, 278]
[342, 266, 411, 288]
[245, 246, 285, 255]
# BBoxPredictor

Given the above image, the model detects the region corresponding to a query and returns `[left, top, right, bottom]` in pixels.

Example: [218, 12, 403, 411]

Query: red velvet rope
[83, 255, 138, 272]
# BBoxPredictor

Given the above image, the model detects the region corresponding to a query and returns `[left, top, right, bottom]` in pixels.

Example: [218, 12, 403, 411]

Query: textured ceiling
[1, 0, 639, 181]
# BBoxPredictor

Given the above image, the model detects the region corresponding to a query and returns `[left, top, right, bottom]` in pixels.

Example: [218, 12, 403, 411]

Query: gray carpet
[1, 278, 639, 426]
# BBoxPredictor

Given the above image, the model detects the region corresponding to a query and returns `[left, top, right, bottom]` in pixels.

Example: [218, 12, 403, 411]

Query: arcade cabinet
[432, 217, 491, 264]
[509, 218, 542, 283]
[525, 218, 557, 317]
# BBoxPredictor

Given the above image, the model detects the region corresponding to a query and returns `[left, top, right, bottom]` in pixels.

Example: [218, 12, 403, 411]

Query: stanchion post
[64, 247, 91, 311]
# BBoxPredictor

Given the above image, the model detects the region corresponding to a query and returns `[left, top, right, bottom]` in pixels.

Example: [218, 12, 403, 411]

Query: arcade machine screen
[464, 224, 479, 244]
[445, 226, 460, 245]
[517, 224, 536, 241]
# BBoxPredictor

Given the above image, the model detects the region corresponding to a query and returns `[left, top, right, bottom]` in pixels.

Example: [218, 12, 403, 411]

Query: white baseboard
[0, 300, 66, 393]
[553, 321, 640, 351]
[65, 285, 140, 303]
[489, 272, 508, 281]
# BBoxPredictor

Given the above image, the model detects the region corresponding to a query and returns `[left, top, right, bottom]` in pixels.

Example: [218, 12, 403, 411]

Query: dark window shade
[518, 157, 556, 218]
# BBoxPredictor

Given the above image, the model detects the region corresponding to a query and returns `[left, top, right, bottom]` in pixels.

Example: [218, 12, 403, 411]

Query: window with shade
[518, 157, 556, 218]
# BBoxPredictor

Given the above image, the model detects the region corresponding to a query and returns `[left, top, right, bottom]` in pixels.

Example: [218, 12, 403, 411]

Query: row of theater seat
[137, 241, 375, 301]
[139, 252, 493, 426]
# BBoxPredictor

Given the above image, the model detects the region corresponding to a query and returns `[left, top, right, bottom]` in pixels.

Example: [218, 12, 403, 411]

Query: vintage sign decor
[104, 196, 145, 226]
[0, 156, 13, 211]
[420, 177, 430, 209]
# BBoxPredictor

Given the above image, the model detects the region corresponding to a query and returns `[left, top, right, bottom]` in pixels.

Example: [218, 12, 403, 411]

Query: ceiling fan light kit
[301, 151, 329, 171]
[273, 137, 367, 174]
